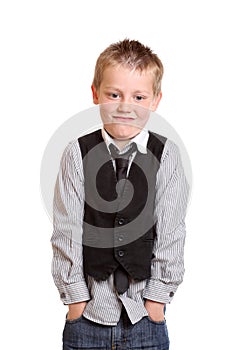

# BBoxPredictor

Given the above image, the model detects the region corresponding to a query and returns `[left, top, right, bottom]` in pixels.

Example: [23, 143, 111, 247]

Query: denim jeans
[63, 309, 169, 350]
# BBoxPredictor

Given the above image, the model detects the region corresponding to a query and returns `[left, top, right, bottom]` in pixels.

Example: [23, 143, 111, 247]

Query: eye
[110, 93, 120, 99]
[135, 95, 144, 101]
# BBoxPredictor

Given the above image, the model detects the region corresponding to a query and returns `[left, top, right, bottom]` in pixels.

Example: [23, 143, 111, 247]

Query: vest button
[118, 250, 124, 257]
[118, 235, 124, 242]
[118, 218, 125, 225]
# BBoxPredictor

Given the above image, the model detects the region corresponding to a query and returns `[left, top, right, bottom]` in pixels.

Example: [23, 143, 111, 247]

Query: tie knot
[109, 143, 137, 181]
[109, 142, 137, 161]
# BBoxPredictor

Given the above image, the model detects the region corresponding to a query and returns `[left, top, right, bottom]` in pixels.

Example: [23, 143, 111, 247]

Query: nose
[117, 102, 132, 113]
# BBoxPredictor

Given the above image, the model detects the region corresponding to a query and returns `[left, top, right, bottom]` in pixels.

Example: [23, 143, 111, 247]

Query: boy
[51, 39, 189, 349]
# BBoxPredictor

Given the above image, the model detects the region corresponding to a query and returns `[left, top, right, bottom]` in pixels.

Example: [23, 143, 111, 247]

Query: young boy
[51, 39, 189, 350]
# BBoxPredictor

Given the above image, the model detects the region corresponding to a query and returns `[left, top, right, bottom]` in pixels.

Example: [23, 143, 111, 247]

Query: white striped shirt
[51, 128, 189, 325]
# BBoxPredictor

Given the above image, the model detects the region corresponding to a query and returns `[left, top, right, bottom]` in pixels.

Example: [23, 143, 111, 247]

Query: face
[92, 65, 162, 141]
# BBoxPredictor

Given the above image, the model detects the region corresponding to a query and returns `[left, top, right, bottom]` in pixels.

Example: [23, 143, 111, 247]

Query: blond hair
[92, 39, 164, 96]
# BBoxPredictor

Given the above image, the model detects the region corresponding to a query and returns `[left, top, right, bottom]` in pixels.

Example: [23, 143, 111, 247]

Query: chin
[105, 124, 141, 140]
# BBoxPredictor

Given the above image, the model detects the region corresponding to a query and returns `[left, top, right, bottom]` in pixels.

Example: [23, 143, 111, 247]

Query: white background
[1, 1, 232, 349]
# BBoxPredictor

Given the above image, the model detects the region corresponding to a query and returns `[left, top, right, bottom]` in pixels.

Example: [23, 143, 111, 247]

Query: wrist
[67, 301, 87, 320]
[144, 300, 165, 322]
[68, 301, 87, 310]
[145, 300, 165, 307]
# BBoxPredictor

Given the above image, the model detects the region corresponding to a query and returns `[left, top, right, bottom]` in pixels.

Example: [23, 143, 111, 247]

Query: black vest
[78, 129, 166, 282]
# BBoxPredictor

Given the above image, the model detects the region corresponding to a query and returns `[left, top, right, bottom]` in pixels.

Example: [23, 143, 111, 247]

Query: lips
[112, 116, 136, 122]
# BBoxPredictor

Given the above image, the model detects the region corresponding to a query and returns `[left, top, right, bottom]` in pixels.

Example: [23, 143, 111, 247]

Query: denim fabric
[63, 310, 169, 350]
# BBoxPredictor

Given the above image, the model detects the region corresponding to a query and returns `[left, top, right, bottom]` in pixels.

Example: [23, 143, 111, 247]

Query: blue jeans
[63, 309, 169, 350]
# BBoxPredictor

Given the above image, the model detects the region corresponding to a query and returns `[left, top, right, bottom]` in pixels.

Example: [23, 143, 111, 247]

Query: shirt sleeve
[143, 139, 190, 304]
[51, 140, 90, 304]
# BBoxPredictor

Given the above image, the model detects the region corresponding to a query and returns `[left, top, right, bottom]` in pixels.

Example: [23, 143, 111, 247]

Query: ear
[151, 92, 162, 111]
[91, 84, 99, 104]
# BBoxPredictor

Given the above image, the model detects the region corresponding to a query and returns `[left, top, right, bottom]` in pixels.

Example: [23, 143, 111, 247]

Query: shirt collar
[101, 128, 149, 154]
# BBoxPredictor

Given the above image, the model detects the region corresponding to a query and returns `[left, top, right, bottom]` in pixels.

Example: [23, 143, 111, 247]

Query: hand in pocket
[145, 300, 165, 322]
[67, 301, 87, 321]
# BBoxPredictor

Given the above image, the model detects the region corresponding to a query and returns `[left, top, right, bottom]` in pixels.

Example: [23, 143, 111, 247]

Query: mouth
[112, 116, 136, 122]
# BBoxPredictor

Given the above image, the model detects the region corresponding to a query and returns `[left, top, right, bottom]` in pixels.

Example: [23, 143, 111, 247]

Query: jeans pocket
[65, 314, 83, 324]
[146, 315, 166, 325]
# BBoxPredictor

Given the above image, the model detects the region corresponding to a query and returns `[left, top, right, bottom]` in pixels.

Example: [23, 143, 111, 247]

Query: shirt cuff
[58, 280, 90, 305]
[143, 279, 178, 304]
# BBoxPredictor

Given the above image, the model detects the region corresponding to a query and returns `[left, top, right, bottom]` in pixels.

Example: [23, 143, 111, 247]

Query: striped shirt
[51, 128, 189, 325]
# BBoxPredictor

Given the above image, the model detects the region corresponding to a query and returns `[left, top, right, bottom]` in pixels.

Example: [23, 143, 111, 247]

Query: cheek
[133, 106, 151, 123]
[142, 99, 155, 109]
[99, 103, 117, 125]
[135, 114, 150, 128]
[102, 96, 109, 103]
[100, 102, 117, 115]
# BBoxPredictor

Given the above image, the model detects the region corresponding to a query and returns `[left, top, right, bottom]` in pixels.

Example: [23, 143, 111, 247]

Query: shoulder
[147, 132, 181, 167]
[147, 131, 167, 162]
[78, 129, 102, 146]
[60, 128, 103, 166]
[59, 138, 83, 174]
[62, 138, 81, 159]
[148, 130, 167, 144]
[147, 131, 182, 171]
[61, 129, 101, 159]
[147, 130, 181, 162]
[78, 129, 103, 158]
[161, 139, 181, 165]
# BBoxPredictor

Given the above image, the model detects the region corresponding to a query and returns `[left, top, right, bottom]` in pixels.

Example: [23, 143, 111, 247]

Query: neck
[114, 139, 131, 150]
[104, 128, 140, 150]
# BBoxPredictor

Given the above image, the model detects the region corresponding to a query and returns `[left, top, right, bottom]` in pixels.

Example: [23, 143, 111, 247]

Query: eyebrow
[133, 90, 150, 95]
[104, 87, 122, 92]
[103, 86, 150, 94]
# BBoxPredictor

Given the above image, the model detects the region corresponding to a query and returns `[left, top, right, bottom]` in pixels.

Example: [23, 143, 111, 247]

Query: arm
[51, 140, 90, 318]
[143, 140, 190, 319]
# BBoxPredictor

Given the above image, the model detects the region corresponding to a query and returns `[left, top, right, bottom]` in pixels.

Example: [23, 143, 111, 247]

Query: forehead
[101, 65, 154, 88]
